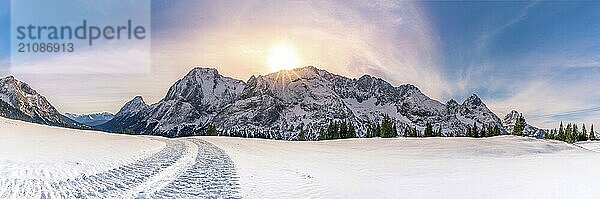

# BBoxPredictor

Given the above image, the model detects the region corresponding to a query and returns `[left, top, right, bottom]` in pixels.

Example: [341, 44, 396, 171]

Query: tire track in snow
[153, 138, 240, 198]
[0, 139, 188, 198]
[129, 139, 198, 198]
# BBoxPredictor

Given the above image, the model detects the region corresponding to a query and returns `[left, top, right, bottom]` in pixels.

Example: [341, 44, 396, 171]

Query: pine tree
[512, 114, 525, 136]
[573, 124, 582, 141]
[381, 115, 397, 138]
[590, 125, 596, 141]
[339, 121, 348, 138]
[480, 124, 488, 137]
[472, 122, 479, 138]
[466, 126, 472, 137]
[424, 122, 433, 137]
[319, 128, 327, 140]
[348, 123, 356, 138]
[557, 122, 565, 141]
[581, 124, 588, 141]
[206, 123, 217, 136]
[392, 122, 398, 137]
[565, 123, 575, 144]
[297, 128, 305, 141]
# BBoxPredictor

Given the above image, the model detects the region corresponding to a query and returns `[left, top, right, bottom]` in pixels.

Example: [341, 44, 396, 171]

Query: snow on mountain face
[214, 66, 506, 139]
[115, 96, 148, 117]
[214, 66, 361, 139]
[449, 94, 508, 134]
[0, 76, 83, 128]
[502, 110, 546, 138]
[65, 112, 114, 126]
[104, 66, 508, 139]
[99, 67, 245, 137]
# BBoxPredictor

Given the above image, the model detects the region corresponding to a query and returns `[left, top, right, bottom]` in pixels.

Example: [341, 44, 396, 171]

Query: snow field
[204, 136, 600, 199]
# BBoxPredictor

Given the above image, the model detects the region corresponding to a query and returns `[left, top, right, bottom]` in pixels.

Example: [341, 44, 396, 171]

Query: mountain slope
[213, 66, 506, 139]
[65, 112, 114, 126]
[0, 76, 84, 128]
[98, 68, 245, 137]
[103, 66, 507, 139]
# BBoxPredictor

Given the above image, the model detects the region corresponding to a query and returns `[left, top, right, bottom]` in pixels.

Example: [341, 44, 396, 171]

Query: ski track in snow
[0, 138, 239, 198]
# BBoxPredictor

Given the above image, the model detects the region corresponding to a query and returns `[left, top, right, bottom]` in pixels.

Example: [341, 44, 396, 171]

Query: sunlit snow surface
[0, 118, 238, 198]
[1, 117, 600, 198]
[204, 136, 600, 199]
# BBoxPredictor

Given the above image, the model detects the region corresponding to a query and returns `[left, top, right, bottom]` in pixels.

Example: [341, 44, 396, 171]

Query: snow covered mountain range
[65, 112, 114, 126]
[0, 76, 84, 129]
[99, 66, 510, 139]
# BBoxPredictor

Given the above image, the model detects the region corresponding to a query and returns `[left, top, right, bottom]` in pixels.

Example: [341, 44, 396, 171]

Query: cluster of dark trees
[544, 122, 596, 144]
[466, 122, 502, 138]
[205, 123, 218, 136]
[205, 123, 275, 139]
[365, 114, 398, 138]
[401, 121, 442, 137]
[511, 113, 527, 136]
[317, 120, 357, 140]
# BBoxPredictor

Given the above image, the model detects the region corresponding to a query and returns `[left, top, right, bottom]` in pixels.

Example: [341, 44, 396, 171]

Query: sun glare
[267, 42, 300, 72]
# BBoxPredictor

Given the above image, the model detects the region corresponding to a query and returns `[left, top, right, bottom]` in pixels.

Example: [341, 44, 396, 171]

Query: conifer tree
[339, 121, 348, 138]
[480, 124, 488, 137]
[573, 124, 582, 141]
[206, 123, 217, 136]
[348, 123, 356, 138]
[590, 125, 596, 141]
[581, 124, 588, 141]
[424, 122, 433, 137]
[491, 125, 499, 137]
[565, 123, 575, 144]
[297, 128, 305, 141]
[380, 115, 397, 138]
[512, 114, 526, 136]
[466, 125, 472, 137]
[557, 122, 565, 141]
[472, 122, 479, 138]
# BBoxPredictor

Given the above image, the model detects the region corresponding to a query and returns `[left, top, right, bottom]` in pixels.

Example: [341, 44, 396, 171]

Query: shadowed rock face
[0, 76, 83, 128]
[102, 66, 507, 139]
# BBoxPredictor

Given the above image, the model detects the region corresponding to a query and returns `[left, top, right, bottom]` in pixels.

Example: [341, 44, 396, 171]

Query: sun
[267, 42, 300, 71]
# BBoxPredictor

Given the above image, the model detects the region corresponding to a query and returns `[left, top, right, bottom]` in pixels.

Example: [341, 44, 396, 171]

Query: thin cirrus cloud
[431, 1, 600, 128]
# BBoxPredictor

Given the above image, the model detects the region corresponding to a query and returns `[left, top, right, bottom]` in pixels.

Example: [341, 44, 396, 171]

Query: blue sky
[0, 0, 599, 128]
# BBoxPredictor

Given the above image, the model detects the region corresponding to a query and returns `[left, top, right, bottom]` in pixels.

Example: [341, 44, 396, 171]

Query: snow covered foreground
[0, 117, 238, 198]
[204, 136, 600, 199]
[2, 117, 600, 198]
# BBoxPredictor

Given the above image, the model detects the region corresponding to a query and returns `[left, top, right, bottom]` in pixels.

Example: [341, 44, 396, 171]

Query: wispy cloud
[475, 1, 540, 50]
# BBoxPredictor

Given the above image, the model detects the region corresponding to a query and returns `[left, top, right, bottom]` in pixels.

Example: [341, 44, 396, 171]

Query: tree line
[544, 122, 596, 144]
[316, 114, 501, 140]
[317, 120, 357, 140]
[510, 113, 597, 144]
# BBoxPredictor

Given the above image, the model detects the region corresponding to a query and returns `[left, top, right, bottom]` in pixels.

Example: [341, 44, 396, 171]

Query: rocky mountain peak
[447, 99, 459, 107]
[503, 110, 521, 122]
[463, 93, 483, 106]
[116, 96, 148, 117]
[0, 76, 82, 128]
